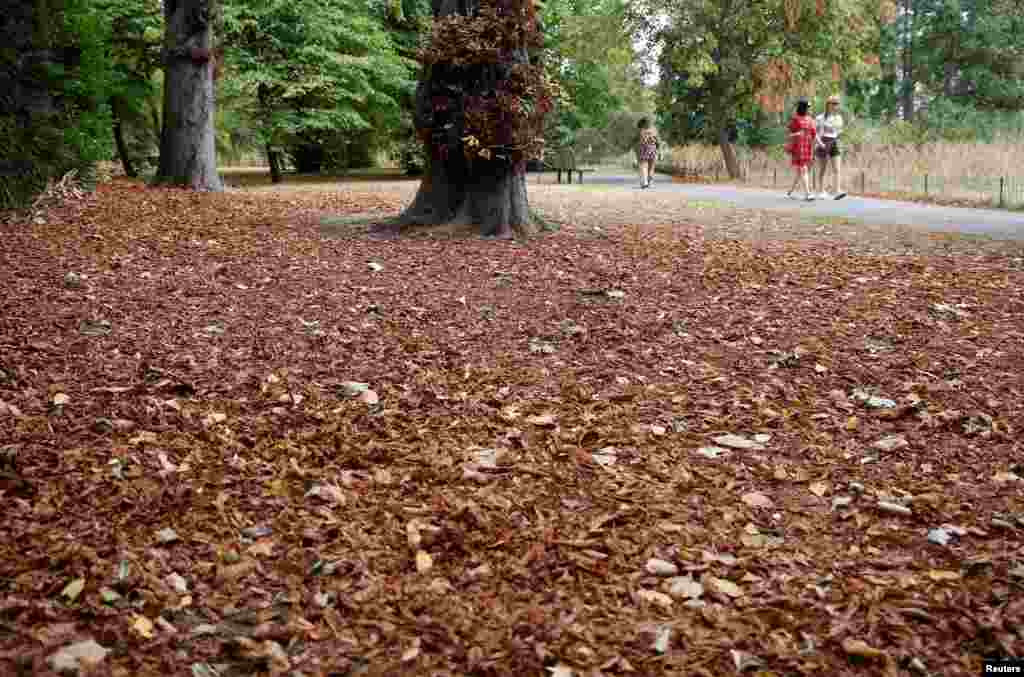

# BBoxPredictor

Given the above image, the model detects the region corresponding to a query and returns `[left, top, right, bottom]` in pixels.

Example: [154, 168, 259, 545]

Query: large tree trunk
[399, 140, 529, 239]
[393, 0, 533, 239]
[156, 0, 222, 191]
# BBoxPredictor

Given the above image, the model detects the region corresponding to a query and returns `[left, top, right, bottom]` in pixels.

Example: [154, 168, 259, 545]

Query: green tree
[1, 0, 114, 209]
[96, 0, 163, 177]
[541, 0, 649, 136]
[632, 0, 880, 177]
[915, 0, 1024, 111]
[221, 0, 414, 181]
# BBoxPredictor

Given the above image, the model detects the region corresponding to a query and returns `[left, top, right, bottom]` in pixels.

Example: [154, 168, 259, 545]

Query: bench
[549, 148, 596, 184]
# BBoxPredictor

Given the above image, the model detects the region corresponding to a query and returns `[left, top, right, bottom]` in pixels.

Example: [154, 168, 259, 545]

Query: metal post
[1000, 177, 1005, 207]
[773, 168, 777, 188]
[860, 171, 866, 194]
[924, 174, 928, 195]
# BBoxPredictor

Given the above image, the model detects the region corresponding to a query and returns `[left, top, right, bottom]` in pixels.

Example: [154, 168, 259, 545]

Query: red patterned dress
[786, 115, 816, 168]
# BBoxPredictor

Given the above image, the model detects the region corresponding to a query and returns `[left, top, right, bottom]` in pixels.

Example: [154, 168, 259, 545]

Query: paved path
[571, 173, 1024, 239]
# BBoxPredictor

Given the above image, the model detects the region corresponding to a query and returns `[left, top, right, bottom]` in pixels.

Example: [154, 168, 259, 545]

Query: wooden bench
[550, 148, 596, 184]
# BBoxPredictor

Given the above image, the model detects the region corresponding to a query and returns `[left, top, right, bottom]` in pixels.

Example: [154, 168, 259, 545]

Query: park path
[562, 172, 1024, 239]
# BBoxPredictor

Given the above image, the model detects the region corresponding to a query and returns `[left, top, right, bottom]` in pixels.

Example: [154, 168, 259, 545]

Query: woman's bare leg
[814, 155, 827, 194]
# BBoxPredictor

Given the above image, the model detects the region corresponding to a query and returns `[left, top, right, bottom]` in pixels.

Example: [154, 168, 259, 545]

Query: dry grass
[661, 140, 1024, 208]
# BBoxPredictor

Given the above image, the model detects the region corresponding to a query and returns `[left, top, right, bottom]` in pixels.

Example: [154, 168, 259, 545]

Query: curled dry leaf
[842, 638, 886, 659]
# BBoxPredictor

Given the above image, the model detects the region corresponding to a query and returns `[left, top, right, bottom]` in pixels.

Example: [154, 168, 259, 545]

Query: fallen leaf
[842, 638, 886, 659]
[131, 614, 154, 639]
[741, 491, 774, 509]
[706, 576, 743, 598]
[927, 570, 961, 582]
[61, 578, 85, 602]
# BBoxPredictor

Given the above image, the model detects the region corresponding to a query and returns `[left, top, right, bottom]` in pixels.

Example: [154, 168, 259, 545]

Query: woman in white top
[814, 94, 846, 200]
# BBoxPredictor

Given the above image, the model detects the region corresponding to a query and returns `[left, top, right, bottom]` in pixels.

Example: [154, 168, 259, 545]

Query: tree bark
[156, 0, 223, 190]
[718, 127, 740, 180]
[266, 143, 283, 184]
[111, 98, 137, 178]
[900, 0, 915, 121]
[393, 1, 534, 239]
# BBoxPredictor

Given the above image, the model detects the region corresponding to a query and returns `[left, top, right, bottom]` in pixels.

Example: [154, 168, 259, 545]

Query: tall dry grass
[660, 139, 1024, 208]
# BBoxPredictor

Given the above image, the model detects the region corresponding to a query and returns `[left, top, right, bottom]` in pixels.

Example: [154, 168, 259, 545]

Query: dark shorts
[816, 138, 840, 159]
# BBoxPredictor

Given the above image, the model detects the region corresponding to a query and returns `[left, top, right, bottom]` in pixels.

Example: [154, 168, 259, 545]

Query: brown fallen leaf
[217, 559, 257, 583]
[842, 637, 886, 659]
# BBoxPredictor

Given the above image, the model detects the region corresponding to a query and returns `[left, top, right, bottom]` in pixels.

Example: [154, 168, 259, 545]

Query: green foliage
[96, 0, 164, 165]
[913, 0, 1024, 111]
[221, 0, 416, 172]
[604, 111, 648, 153]
[540, 0, 650, 134]
[639, 0, 880, 143]
[735, 120, 787, 148]
[1, 0, 116, 209]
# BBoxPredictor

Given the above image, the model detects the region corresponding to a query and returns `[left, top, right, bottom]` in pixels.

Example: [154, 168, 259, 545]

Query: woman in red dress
[785, 99, 817, 201]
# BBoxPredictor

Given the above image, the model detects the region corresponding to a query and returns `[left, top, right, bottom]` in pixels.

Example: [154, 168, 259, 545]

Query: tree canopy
[221, 0, 416, 175]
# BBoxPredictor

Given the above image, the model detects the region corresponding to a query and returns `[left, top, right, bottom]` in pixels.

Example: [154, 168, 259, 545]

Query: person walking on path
[635, 118, 659, 189]
[785, 99, 817, 201]
[814, 94, 847, 200]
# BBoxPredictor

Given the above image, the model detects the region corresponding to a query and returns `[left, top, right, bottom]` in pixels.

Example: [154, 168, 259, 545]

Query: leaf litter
[0, 178, 1023, 675]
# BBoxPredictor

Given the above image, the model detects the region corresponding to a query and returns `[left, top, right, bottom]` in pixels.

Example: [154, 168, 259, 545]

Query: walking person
[814, 94, 847, 200]
[635, 118, 659, 189]
[785, 99, 817, 201]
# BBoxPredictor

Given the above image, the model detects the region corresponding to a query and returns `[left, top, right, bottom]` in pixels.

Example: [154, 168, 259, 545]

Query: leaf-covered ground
[2, 178, 1024, 677]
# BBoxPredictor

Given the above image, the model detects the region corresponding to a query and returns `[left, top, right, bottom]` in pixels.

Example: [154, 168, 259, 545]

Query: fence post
[1000, 177, 1005, 207]
[773, 167, 777, 188]
[860, 171, 866, 194]
[924, 174, 928, 196]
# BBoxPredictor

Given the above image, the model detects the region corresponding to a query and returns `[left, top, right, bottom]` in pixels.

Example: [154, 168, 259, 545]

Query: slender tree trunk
[111, 98, 137, 178]
[718, 127, 740, 180]
[156, 0, 222, 190]
[900, 0, 915, 121]
[256, 85, 283, 183]
[266, 143, 282, 184]
[394, 0, 534, 239]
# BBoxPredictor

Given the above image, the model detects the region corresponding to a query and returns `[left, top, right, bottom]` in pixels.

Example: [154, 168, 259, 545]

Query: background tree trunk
[156, 0, 222, 191]
[111, 98, 137, 178]
[266, 143, 283, 184]
[900, 0, 915, 121]
[718, 127, 740, 180]
[395, 2, 533, 239]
